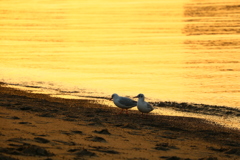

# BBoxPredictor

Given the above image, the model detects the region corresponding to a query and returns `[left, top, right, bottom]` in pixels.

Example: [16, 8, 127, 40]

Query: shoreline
[1, 83, 240, 159]
[3, 82, 240, 130]
[4, 82, 240, 117]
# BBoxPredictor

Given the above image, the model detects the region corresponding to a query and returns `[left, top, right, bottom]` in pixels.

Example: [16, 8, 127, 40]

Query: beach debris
[154, 143, 179, 151]
[0, 144, 54, 157]
[59, 130, 83, 136]
[20, 106, 32, 111]
[91, 146, 119, 154]
[52, 139, 76, 146]
[208, 146, 240, 156]
[18, 122, 31, 125]
[10, 116, 20, 120]
[93, 129, 111, 135]
[71, 130, 83, 135]
[76, 149, 96, 157]
[225, 148, 240, 155]
[68, 148, 96, 157]
[199, 156, 218, 160]
[39, 113, 55, 118]
[85, 136, 107, 143]
[165, 156, 182, 160]
[122, 123, 139, 130]
[88, 118, 104, 126]
[34, 137, 50, 144]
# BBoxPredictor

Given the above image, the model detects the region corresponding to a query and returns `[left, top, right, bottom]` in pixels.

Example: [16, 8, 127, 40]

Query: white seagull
[110, 93, 137, 114]
[134, 93, 154, 116]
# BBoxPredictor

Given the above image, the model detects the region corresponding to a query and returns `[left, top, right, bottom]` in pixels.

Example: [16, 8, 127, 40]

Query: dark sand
[0, 83, 240, 160]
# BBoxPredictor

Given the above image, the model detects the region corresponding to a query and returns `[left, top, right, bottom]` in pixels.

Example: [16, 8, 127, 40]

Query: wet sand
[0, 83, 240, 160]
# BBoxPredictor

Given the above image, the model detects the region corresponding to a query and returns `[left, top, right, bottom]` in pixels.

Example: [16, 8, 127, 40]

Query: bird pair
[110, 93, 154, 116]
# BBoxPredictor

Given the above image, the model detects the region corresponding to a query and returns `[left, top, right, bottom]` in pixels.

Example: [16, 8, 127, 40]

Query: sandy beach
[0, 83, 240, 160]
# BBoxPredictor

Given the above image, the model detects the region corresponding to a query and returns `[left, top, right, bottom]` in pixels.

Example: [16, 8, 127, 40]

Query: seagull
[110, 93, 137, 114]
[134, 93, 154, 116]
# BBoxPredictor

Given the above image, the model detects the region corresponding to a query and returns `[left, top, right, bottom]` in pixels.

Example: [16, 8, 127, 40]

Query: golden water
[1, 0, 240, 111]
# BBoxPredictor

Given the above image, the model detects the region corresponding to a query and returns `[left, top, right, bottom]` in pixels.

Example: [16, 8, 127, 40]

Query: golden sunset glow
[0, 0, 239, 109]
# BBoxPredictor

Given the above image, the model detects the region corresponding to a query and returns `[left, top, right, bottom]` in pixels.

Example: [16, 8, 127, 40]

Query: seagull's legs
[140, 112, 148, 118]
[117, 109, 124, 114]
[117, 109, 130, 115]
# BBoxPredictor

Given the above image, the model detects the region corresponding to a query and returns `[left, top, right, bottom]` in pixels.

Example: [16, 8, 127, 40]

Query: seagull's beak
[133, 96, 138, 98]
[109, 97, 113, 101]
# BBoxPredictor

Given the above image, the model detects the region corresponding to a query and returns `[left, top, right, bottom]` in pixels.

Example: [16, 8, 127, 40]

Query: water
[1, 0, 240, 128]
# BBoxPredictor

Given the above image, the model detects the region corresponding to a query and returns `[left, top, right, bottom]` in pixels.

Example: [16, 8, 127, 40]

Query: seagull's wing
[147, 102, 154, 111]
[119, 97, 137, 107]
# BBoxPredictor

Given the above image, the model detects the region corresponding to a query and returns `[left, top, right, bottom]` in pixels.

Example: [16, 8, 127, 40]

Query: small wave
[152, 101, 240, 118]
